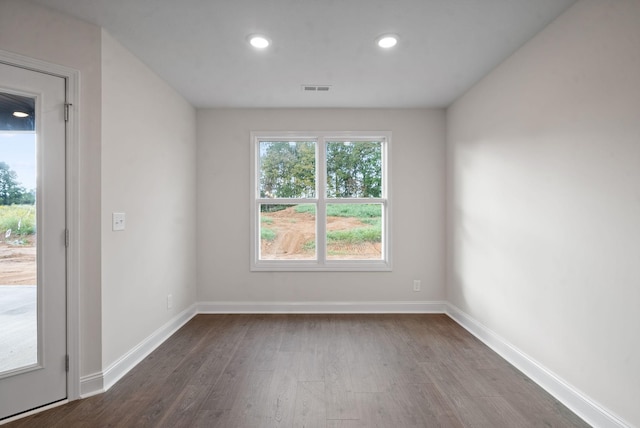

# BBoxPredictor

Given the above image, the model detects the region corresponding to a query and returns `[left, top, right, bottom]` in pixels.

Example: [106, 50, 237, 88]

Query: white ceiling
[32, 0, 576, 108]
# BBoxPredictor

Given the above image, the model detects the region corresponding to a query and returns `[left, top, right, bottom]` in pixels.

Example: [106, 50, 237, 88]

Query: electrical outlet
[112, 212, 126, 231]
[167, 294, 173, 310]
[413, 280, 421, 292]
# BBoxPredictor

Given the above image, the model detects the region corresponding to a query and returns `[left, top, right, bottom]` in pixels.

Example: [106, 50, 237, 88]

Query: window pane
[259, 141, 316, 198]
[0, 128, 37, 374]
[326, 141, 382, 198]
[1, 94, 37, 373]
[326, 204, 382, 260]
[260, 204, 316, 260]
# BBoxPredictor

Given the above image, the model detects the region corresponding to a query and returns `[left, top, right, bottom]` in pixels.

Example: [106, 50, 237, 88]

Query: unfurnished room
[0, 0, 638, 426]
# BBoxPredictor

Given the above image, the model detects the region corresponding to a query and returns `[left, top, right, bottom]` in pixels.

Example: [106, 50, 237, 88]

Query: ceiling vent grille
[302, 85, 332, 92]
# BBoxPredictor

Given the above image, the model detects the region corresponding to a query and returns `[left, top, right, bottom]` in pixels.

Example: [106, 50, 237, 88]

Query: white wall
[446, 1, 640, 426]
[101, 31, 197, 368]
[197, 109, 445, 304]
[6, 2, 637, 425]
[0, 0, 103, 378]
[0, 0, 198, 390]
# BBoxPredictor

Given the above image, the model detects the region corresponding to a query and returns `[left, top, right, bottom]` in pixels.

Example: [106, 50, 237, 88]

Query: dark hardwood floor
[5, 314, 589, 427]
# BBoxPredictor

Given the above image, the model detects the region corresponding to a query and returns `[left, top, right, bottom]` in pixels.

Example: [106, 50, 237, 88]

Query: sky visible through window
[0, 133, 36, 191]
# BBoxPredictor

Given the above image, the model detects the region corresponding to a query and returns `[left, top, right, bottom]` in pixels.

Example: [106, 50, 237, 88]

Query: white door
[0, 62, 67, 420]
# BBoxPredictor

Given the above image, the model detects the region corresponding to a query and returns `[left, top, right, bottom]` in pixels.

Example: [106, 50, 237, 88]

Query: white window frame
[250, 131, 392, 271]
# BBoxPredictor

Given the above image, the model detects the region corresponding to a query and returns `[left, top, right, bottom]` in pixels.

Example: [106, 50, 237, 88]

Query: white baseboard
[445, 303, 631, 428]
[80, 304, 197, 398]
[79, 372, 104, 398]
[102, 304, 198, 391]
[197, 300, 448, 314]
[77, 300, 444, 398]
[76, 300, 629, 428]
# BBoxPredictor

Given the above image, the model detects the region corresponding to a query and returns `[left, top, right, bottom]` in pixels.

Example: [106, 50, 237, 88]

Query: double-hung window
[251, 131, 391, 271]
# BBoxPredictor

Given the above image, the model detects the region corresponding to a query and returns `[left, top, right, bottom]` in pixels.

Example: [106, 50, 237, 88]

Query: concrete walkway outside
[0, 285, 37, 373]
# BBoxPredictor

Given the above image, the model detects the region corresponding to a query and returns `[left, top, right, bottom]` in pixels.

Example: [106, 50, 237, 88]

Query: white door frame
[0, 50, 80, 402]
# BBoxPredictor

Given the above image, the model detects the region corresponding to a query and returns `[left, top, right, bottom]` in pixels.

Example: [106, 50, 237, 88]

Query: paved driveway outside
[0, 285, 37, 373]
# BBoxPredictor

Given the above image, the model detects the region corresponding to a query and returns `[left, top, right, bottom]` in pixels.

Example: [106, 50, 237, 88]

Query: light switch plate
[112, 212, 126, 231]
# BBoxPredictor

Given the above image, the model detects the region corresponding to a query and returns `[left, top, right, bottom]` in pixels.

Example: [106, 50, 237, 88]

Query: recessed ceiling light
[376, 34, 399, 49]
[12, 112, 29, 118]
[248, 34, 271, 49]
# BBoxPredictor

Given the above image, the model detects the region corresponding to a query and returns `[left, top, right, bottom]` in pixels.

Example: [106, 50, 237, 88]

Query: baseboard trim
[75, 300, 629, 428]
[79, 372, 104, 398]
[80, 301, 442, 398]
[197, 300, 448, 314]
[445, 303, 630, 428]
[102, 304, 198, 391]
[79, 304, 198, 398]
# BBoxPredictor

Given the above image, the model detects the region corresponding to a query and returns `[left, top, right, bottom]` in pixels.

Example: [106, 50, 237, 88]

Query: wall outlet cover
[112, 212, 126, 231]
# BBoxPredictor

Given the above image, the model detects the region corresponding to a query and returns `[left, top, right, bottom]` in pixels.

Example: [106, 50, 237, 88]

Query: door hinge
[65, 355, 69, 372]
[65, 229, 69, 248]
[64, 103, 72, 122]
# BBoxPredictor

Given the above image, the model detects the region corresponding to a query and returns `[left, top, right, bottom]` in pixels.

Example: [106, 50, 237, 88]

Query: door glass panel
[0, 92, 37, 374]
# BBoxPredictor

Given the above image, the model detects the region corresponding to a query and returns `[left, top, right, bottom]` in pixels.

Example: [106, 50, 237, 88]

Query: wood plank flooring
[4, 314, 590, 427]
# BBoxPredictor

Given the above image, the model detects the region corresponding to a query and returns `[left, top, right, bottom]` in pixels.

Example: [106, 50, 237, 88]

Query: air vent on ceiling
[302, 84, 332, 92]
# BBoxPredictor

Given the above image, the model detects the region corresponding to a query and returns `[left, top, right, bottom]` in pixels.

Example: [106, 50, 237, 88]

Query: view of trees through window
[0, 150, 37, 287]
[260, 141, 316, 199]
[326, 141, 381, 198]
[0, 161, 35, 205]
[257, 138, 386, 263]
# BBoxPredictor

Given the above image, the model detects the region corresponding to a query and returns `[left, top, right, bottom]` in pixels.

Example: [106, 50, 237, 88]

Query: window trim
[250, 131, 392, 272]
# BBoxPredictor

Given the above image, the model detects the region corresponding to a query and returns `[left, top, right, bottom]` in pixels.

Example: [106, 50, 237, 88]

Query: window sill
[250, 260, 392, 272]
